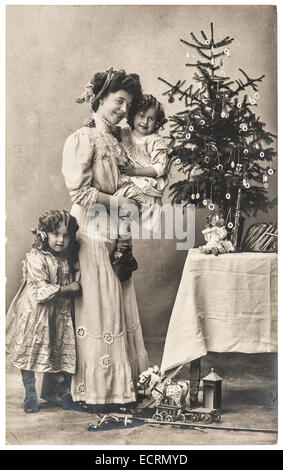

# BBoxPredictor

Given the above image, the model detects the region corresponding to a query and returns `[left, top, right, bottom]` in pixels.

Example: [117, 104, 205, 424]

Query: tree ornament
[245, 182, 251, 189]
[203, 199, 208, 206]
[249, 97, 256, 105]
[237, 103, 242, 109]
[186, 133, 191, 140]
[189, 125, 194, 131]
[221, 111, 227, 118]
[263, 175, 268, 183]
[175, 158, 181, 165]
[226, 193, 231, 200]
[208, 203, 215, 211]
[191, 193, 196, 200]
[267, 168, 274, 175]
[204, 156, 210, 163]
[264, 182, 269, 189]
[228, 222, 234, 229]
[231, 161, 235, 168]
[205, 39, 210, 45]
[260, 151, 265, 158]
[242, 125, 248, 132]
[244, 149, 249, 155]
[200, 120, 205, 126]
[217, 164, 224, 171]
[224, 48, 230, 56]
[196, 192, 200, 199]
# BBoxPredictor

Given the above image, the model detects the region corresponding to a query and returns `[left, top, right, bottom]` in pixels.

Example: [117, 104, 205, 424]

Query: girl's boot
[21, 370, 39, 414]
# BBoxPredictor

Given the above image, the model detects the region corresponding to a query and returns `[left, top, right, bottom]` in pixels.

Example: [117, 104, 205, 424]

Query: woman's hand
[119, 166, 137, 176]
[118, 196, 138, 209]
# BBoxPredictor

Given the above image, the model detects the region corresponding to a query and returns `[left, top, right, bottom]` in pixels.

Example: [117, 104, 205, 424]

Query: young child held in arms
[113, 94, 168, 275]
[6, 210, 82, 413]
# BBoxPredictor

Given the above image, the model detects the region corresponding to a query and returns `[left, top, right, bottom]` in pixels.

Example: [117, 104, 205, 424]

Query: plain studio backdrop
[6, 5, 277, 343]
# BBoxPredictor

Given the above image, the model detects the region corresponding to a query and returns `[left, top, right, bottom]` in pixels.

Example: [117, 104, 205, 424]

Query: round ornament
[237, 103, 242, 109]
[228, 222, 234, 229]
[217, 164, 224, 171]
[263, 175, 268, 183]
[268, 168, 274, 175]
[260, 151, 265, 158]
[205, 39, 210, 45]
[200, 120, 205, 126]
[221, 111, 227, 118]
[189, 125, 194, 132]
[175, 158, 181, 165]
[264, 182, 269, 189]
[186, 133, 191, 140]
[204, 156, 210, 163]
[208, 203, 215, 211]
[196, 192, 200, 199]
[250, 98, 256, 105]
[231, 161, 235, 168]
[244, 149, 249, 155]
[191, 193, 196, 200]
[245, 182, 251, 189]
[242, 125, 248, 132]
[225, 193, 231, 200]
[203, 199, 208, 206]
[224, 48, 230, 56]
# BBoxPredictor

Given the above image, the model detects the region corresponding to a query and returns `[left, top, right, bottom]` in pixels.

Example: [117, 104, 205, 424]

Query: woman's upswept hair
[90, 69, 143, 113]
[32, 210, 79, 271]
[127, 94, 167, 132]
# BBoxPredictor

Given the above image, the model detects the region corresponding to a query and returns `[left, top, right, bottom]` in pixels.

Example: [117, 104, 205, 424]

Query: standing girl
[6, 210, 81, 413]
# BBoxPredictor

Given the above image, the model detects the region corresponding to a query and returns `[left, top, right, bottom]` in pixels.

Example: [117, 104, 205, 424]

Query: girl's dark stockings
[21, 369, 39, 414]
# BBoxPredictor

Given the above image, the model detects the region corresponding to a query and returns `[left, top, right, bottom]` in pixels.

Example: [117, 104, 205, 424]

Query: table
[161, 249, 277, 404]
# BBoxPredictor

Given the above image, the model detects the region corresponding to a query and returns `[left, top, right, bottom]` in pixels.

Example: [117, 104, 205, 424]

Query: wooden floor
[5, 342, 278, 447]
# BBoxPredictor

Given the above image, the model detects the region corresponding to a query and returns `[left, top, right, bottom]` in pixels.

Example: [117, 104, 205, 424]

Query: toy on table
[199, 214, 234, 256]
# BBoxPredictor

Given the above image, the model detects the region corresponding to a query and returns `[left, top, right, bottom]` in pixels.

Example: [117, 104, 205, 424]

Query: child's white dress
[115, 128, 168, 232]
[6, 248, 76, 373]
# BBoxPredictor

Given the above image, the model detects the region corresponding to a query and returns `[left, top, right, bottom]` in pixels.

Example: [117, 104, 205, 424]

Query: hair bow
[76, 67, 116, 105]
[31, 227, 47, 241]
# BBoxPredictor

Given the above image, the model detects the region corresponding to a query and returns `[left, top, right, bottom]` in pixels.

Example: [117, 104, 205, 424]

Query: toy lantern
[203, 368, 223, 410]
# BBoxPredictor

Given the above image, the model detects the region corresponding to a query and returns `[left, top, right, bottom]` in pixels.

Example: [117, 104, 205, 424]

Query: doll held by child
[6, 210, 83, 413]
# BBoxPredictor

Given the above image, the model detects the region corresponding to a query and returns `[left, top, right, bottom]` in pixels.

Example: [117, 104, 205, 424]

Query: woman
[52, 68, 148, 407]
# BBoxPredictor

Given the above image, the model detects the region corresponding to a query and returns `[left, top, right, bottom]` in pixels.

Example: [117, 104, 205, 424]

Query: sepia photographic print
[4, 2, 279, 451]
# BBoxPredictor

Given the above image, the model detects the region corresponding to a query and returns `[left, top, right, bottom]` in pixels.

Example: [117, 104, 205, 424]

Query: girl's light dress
[6, 248, 76, 374]
[115, 128, 168, 232]
[61, 116, 148, 404]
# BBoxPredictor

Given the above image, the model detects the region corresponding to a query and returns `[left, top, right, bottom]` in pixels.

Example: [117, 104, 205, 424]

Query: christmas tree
[159, 23, 277, 248]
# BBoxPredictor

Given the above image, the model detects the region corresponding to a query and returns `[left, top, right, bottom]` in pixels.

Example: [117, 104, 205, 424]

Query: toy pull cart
[138, 366, 223, 425]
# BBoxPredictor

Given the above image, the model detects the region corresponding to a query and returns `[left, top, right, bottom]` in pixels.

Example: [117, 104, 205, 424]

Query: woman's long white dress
[61, 117, 148, 404]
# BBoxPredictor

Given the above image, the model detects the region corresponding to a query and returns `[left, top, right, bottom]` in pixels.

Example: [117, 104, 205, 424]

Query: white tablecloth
[161, 249, 277, 372]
